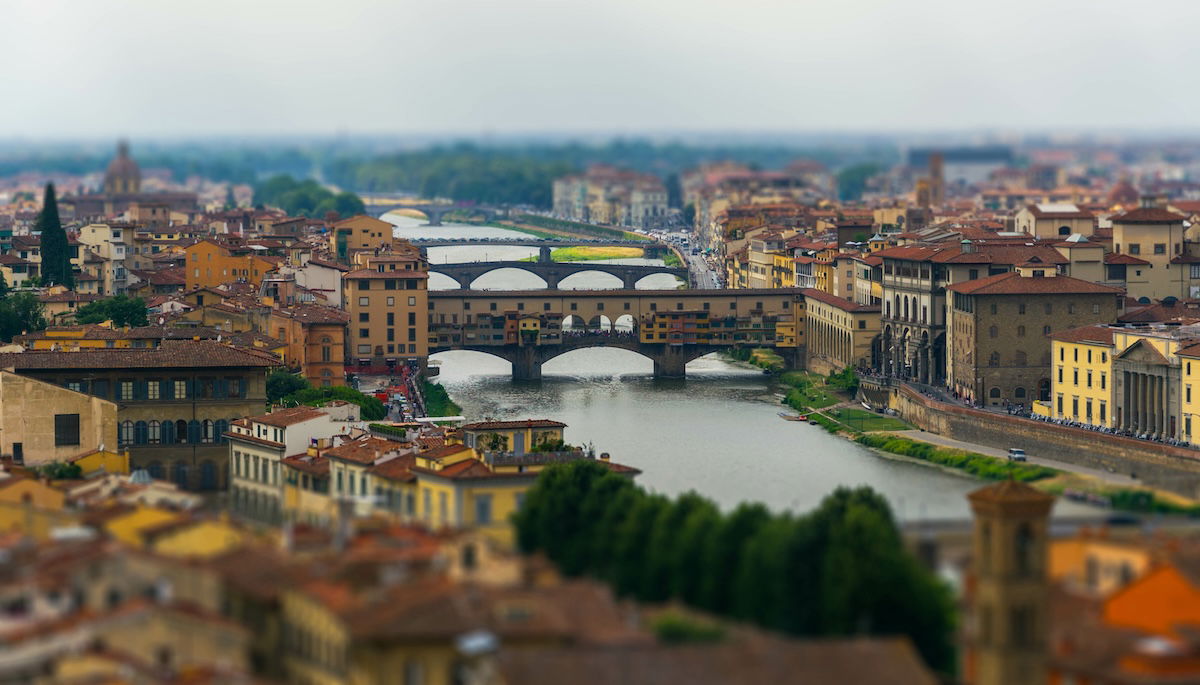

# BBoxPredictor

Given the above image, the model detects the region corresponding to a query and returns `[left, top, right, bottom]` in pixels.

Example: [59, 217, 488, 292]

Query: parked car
[1007, 448, 1028, 462]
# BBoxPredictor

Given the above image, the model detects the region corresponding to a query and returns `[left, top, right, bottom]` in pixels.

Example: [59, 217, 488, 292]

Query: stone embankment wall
[887, 385, 1200, 498]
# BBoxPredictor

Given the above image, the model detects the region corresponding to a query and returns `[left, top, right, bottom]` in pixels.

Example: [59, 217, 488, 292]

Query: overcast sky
[5, 0, 1200, 138]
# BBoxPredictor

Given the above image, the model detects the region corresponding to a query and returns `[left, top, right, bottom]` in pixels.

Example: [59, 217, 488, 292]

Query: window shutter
[185, 379, 195, 398]
[160, 380, 171, 400]
[134, 421, 148, 445]
[160, 419, 173, 444]
[134, 380, 147, 401]
[214, 379, 227, 399]
[188, 420, 201, 444]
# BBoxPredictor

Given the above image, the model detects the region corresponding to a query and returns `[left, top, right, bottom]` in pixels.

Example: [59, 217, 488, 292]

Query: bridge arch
[557, 270, 624, 290]
[632, 272, 688, 289]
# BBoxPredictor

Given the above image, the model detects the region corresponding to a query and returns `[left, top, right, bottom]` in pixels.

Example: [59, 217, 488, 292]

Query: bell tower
[967, 480, 1054, 685]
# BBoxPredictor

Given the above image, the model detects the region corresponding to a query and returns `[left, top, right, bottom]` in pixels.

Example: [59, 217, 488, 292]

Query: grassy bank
[510, 214, 649, 242]
[725, 347, 785, 373]
[422, 380, 462, 417]
[778, 370, 840, 409]
[856, 433, 1059, 482]
[520, 246, 645, 262]
[663, 251, 684, 268]
[827, 407, 910, 431]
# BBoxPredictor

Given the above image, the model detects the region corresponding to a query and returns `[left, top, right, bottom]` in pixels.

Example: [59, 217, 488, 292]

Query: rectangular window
[54, 414, 80, 446]
[119, 380, 133, 401]
[1087, 370, 1092, 388]
[1101, 373, 1106, 390]
[174, 379, 187, 399]
[408, 297, 416, 306]
[387, 296, 395, 306]
[475, 494, 493, 525]
[359, 328, 370, 338]
[1100, 401, 1106, 423]
[147, 380, 160, 400]
[1155, 243, 1167, 255]
[1072, 396, 1079, 417]
[358, 297, 369, 306]
[1129, 243, 1141, 255]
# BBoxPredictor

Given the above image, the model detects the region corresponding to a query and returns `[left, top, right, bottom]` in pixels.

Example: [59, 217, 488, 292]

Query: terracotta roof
[1104, 253, 1150, 265]
[0, 340, 282, 370]
[281, 453, 329, 476]
[324, 436, 407, 465]
[366, 454, 418, 482]
[497, 638, 938, 685]
[278, 304, 350, 324]
[801, 288, 880, 313]
[1176, 342, 1200, 359]
[461, 419, 567, 431]
[305, 257, 351, 272]
[250, 406, 328, 428]
[1111, 207, 1186, 224]
[1049, 325, 1115, 345]
[946, 272, 1123, 296]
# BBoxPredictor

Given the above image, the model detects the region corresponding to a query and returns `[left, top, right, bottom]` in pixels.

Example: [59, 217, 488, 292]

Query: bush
[283, 386, 386, 420]
[855, 434, 1058, 482]
[652, 612, 725, 644]
[422, 381, 461, 417]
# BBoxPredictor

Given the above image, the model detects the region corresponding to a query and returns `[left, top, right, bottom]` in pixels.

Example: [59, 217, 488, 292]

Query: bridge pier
[455, 274, 475, 289]
[512, 346, 543, 381]
[652, 345, 689, 379]
[622, 273, 639, 289]
[542, 273, 560, 289]
[426, 210, 444, 227]
[538, 246, 553, 264]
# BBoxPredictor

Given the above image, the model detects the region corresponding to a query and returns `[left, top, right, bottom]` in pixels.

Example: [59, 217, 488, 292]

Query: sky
[5, 0, 1200, 138]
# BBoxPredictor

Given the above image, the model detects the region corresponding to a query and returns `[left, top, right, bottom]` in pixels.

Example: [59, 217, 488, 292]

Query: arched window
[989, 352, 1000, 367]
[202, 420, 214, 444]
[119, 421, 134, 447]
[175, 420, 187, 444]
[1014, 351, 1027, 366]
[148, 420, 161, 445]
[1015, 387, 1027, 398]
[990, 387, 1002, 398]
[903, 298, 910, 320]
[1058, 226, 1071, 236]
[147, 461, 164, 479]
[1017, 325, 1025, 337]
[214, 419, 229, 444]
[187, 420, 201, 444]
[989, 325, 999, 338]
[134, 420, 148, 445]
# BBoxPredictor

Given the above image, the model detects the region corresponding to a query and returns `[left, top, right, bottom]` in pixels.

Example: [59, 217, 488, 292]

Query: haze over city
[7, 0, 1200, 137]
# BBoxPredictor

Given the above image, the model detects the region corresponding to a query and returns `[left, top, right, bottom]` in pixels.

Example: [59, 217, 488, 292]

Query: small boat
[778, 413, 807, 422]
[808, 420, 819, 425]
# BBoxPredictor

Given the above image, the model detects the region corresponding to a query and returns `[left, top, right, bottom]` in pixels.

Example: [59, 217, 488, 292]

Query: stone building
[0, 342, 280, 489]
[965, 480, 1055, 685]
[945, 266, 1122, 407]
[0, 370, 117, 466]
[802, 289, 880, 375]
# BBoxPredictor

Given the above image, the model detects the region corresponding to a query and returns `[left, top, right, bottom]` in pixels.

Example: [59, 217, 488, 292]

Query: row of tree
[512, 460, 954, 673]
[253, 175, 364, 218]
[265, 369, 386, 420]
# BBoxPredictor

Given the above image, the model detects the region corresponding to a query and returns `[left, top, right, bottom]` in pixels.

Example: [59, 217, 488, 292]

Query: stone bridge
[431, 333, 727, 380]
[414, 238, 669, 258]
[360, 194, 501, 226]
[429, 259, 689, 289]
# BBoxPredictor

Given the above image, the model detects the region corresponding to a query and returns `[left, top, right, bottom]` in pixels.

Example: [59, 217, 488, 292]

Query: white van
[1007, 448, 1027, 462]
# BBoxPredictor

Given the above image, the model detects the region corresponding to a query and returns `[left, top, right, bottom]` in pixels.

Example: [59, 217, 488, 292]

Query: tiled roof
[0, 340, 282, 370]
[277, 305, 350, 325]
[324, 436, 407, 465]
[280, 453, 329, 476]
[1111, 207, 1186, 224]
[366, 454, 418, 482]
[1049, 325, 1115, 345]
[1104, 253, 1150, 265]
[947, 272, 1122, 296]
[250, 406, 328, 428]
[801, 289, 880, 313]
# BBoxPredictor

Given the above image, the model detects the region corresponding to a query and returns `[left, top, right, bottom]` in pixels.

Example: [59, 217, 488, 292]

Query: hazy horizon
[7, 0, 1200, 138]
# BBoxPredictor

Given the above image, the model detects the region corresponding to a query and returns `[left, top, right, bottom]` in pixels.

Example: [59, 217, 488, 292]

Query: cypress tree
[37, 183, 73, 288]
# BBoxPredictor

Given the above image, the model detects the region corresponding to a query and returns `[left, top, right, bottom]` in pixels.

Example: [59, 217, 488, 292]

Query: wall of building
[0, 372, 117, 465]
[888, 386, 1200, 497]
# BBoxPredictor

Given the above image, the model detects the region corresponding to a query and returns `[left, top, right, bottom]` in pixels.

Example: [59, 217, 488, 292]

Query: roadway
[687, 252, 722, 289]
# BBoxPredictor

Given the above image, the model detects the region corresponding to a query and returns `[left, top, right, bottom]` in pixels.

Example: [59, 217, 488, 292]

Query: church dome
[1107, 178, 1139, 208]
[103, 140, 141, 195]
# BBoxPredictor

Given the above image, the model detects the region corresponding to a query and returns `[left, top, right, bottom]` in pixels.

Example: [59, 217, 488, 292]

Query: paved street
[687, 252, 721, 289]
[893, 429, 1140, 487]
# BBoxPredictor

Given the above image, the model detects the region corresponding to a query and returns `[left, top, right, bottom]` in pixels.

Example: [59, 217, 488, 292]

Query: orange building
[184, 239, 278, 290]
[268, 305, 350, 387]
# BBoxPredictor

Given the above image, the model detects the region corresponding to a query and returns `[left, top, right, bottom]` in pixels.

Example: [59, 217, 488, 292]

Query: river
[387, 213, 1094, 521]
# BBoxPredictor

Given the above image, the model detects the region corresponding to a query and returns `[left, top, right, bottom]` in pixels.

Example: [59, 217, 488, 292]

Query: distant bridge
[428, 288, 803, 380]
[359, 193, 501, 226]
[429, 259, 688, 289]
[415, 238, 669, 258]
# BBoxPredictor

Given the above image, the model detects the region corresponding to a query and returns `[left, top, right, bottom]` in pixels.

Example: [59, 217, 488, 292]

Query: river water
[387, 214, 1093, 521]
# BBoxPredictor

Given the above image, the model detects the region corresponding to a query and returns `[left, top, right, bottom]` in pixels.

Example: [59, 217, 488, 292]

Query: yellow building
[1046, 325, 1116, 427]
[330, 215, 395, 260]
[0, 476, 78, 540]
[772, 253, 796, 288]
[457, 419, 565, 453]
[1177, 342, 1200, 441]
[802, 289, 881, 375]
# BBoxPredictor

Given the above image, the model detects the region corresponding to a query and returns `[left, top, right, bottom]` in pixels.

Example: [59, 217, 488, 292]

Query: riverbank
[519, 246, 645, 262]
[421, 380, 462, 417]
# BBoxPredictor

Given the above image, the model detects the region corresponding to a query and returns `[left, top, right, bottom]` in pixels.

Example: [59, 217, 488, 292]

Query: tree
[282, 385, 386, 420]
[224, 185, 237, 209]
[37, 183, 73, 288]
[0, 293, 47, 342]
[0, 271, 9, 298]
[266, 369, 310, 404]
[74, 295, 148, 327]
